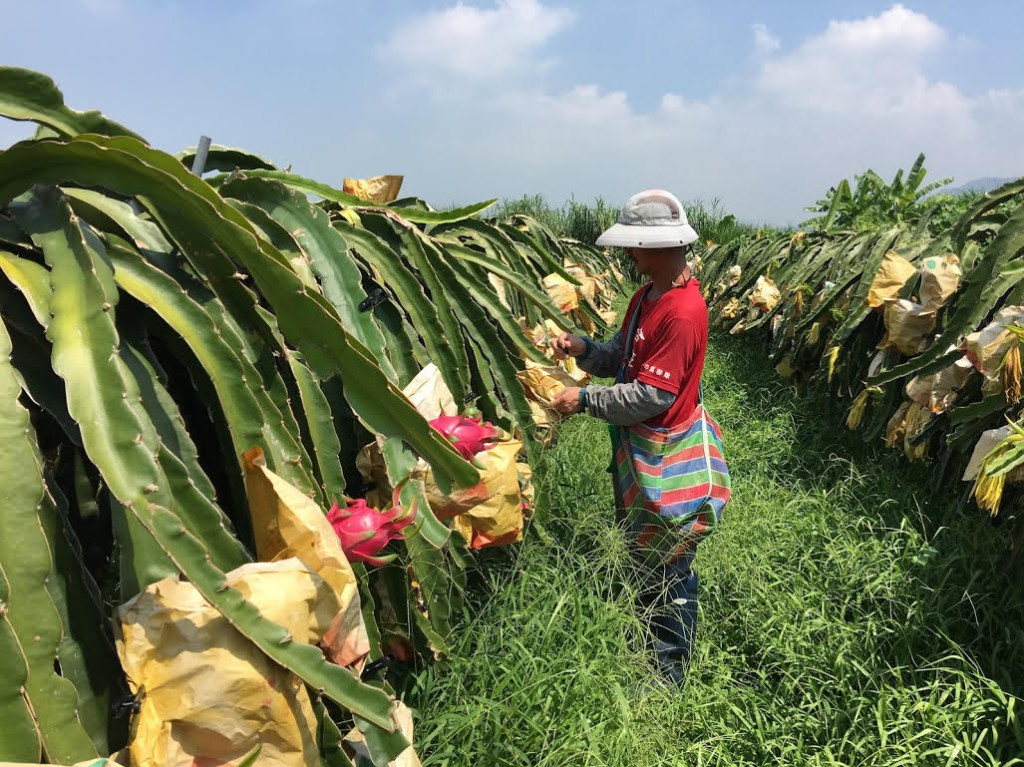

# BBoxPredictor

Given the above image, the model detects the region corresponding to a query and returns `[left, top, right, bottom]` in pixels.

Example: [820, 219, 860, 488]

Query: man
[548, 189, 729, 684]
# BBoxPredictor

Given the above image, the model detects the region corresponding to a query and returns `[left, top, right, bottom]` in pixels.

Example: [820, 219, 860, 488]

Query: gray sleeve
[575, 330, 624, 379]
[586, 381, 675, 426]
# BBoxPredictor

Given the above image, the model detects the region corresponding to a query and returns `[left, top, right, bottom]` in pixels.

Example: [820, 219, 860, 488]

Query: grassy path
[404, 335, 1024, 766]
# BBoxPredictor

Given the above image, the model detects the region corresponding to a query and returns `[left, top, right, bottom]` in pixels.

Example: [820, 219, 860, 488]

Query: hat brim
[595, 223, 698, 248]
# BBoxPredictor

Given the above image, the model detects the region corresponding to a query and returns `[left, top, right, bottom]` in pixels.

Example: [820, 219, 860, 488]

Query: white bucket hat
[595, 189, 698, 249]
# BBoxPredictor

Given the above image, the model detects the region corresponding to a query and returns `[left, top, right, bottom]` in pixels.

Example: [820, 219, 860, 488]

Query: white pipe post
[191, 135, 212, 176]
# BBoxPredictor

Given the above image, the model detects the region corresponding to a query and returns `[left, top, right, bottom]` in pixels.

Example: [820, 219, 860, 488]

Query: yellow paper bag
[358, 433, 526, 547]
[905, 349, 973, 412]
[961, 305, 1024, 382]
[885, 401, 912, 448]
[866, 251, 916, 309]
[242, 448, 369, 667]
[521, 320, 588, 382]
[572, 305, 597, 335]
[564, 263, 598, 301]
[526, 399, 558, 446]
[449, 437, 525, 549]
[517, 360, 578, 404]
[719, 298, 742, 324]
[542, 273, 579, 313]
[117, 560, 337, 767]
[341, 174, 403, 203]
[878, 299, 935, 356]
[729, 318, 748, 335]
[402, 363, 458, 421]
[749, 275, 781, 311]
[714, 264, 743, 298]
[355, 367, 526, 545]
[562, 354, 589, 383]
[902, 402, 932, 461]
[919, 253, 961, 310]
[962, 425, 1024, 482]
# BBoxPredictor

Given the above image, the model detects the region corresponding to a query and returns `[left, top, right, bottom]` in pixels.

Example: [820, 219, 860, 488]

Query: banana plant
[802, 153, 953, 231]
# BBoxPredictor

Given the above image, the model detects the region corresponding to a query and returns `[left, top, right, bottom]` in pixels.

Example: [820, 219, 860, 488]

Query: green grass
[487, 193, 778, 285]
[488, 194, 771, 247]
[401, 335, 1024, 766]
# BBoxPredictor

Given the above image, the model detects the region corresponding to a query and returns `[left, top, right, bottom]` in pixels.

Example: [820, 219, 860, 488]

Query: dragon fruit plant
[327, 485, 416, 566]
[428, 411, 502, 465]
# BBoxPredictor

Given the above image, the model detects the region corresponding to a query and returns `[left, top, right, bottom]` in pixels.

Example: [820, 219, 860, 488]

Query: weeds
[490, 193, 772, 285]
[489, 194, 767, 246]
[404, 335, 1024, 766]
[489, 194, 620, 245]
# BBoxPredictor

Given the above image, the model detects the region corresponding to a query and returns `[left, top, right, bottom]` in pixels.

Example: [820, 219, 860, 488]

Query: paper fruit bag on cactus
[517, 359, 579, 404]
[521, 317, 589, 383]
[542, 273, 579, 313]
[402, 362, 458, 420]
[242, 447, 369, 666]
[113, 449, 409, 767]
[866, 251, 916, 311]
[117, 559, 347, 767]
[878, 299, 936, 356]
[516, 360, 580, 442]
[919, 253, 961, 310]
[749, 275, 781, 312]
[961, 306, 1024, 392]
[415, 434, 527, 548]
[341, 174, 403, 203]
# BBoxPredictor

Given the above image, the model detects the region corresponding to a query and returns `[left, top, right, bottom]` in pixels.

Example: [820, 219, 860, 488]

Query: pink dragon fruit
[429, 413, 501, 463]
[327, 486, 415, 567]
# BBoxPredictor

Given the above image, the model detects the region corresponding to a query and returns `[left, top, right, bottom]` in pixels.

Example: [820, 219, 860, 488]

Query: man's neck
[648, 261, 691, 299]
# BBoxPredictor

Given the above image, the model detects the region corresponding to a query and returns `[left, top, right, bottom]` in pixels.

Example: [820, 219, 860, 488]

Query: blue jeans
[639, 551, 698, 685]
[610, 450, 699, 683]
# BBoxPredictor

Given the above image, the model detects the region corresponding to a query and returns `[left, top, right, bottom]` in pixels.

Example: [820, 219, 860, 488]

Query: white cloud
[819, 3, 944, 51]
[365, 3, 1024, 224]
[752, 23, 780, 56]
[982, 88, 1024, 113]
[756, 3, 962, 121]
[380, 0, 575, 80]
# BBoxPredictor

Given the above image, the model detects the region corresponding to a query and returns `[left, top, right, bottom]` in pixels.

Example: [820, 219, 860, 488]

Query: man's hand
[552, 332, 586, 360]
[550, 386, 583, 415]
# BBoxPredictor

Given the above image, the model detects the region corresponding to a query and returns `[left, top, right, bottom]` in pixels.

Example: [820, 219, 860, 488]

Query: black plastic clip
[112, 687, 145, 718]
[359, 287, 388, 312]
[359, 653, 395, 681]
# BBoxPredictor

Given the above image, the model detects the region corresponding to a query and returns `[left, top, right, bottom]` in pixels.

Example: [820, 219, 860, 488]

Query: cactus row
[0, 66, 615, 763]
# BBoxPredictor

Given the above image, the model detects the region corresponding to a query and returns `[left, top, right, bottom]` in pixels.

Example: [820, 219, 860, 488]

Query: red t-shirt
[620, 278, 708, 428]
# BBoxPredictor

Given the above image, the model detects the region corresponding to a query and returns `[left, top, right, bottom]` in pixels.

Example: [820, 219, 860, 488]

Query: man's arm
[575, 330, 624, 379]
[551, 314, 700, 423]
[585, 381, 674, 426]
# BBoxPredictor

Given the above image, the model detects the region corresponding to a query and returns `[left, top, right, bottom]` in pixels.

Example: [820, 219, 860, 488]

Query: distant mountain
[932, 177, 1016, 197]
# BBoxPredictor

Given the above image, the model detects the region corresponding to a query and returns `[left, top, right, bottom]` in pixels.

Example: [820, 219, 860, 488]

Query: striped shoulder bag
[610, 285, 731, 564]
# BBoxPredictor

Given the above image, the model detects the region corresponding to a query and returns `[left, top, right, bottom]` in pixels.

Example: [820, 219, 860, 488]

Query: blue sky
[3, 0, 1023, 224]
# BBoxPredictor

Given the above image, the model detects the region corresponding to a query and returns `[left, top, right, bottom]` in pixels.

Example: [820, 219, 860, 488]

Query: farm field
[4, 62, 1024, 767]
[407, 333, 1024, 766]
